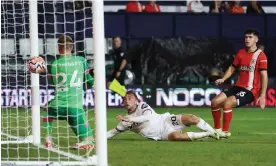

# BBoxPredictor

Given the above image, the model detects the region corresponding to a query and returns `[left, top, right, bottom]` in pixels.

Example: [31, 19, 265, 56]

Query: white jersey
[111, 102, 186, 140]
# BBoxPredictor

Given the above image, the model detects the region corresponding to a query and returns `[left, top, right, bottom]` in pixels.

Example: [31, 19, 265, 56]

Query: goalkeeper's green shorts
[44, 107, 93, 140]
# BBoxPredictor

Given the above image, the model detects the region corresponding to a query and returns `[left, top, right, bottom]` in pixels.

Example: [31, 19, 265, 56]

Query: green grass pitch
[1, 107, 276, 166]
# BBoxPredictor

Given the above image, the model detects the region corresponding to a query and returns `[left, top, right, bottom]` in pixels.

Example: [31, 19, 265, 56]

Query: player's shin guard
[196, 118, 215, 132]
[222, 108, 232, 132]
[211, 107, 221, 129]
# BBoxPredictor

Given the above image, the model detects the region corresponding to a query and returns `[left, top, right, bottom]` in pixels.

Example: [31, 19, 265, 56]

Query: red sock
[223, 108, 233, 132]
[211, 107, 221, 129]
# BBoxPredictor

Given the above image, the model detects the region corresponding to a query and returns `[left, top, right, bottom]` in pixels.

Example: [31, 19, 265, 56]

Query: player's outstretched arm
[257, 70, 268, 109]
[81, 57, 94, 87]
[85, 70, 94, 85]
[116, 112, 152, 123]
[215, 65, 236, 85]
[84, 69, 94, 88]
[107, 121, 128, 139]
[107, 128, 123, 139]
[46, 62, 55, 85]
[257, 53, 268, 109]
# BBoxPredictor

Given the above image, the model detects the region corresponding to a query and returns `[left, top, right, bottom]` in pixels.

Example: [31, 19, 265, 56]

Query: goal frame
[1, 0, 40, 146]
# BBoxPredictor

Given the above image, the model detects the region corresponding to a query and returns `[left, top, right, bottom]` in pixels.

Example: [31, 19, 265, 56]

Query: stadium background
[1, 1, 276, 108]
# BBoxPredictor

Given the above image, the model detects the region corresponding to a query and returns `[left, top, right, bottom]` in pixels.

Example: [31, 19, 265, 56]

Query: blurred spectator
[126, 0, 143, 12]
[210, 0, 230, 13]
[208, 68, 223, 84]
[144, 0, 161, 12]
[64, 0, 74, 12]
[258, 43, 265, 52]
[230, 1, 244, 14]
[74, 1, 84, 10]
[62, 0, 92, 12]
[187, 0, 204, 13]
[246, 0, 265, 14]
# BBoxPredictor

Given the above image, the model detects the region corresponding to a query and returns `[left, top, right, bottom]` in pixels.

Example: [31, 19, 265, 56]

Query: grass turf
[1, 107, 276, 166]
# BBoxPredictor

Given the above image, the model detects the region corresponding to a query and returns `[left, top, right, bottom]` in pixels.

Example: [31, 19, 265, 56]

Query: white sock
[187, 132, 209, 140]
[215, 128, 222, 133]
[196, 118, 215, 132]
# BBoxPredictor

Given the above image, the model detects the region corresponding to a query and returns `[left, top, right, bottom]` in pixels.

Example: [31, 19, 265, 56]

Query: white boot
[216, 129, 231, 138]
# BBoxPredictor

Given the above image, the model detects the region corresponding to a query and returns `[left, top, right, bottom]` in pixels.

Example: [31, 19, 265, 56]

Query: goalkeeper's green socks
[108, 79, 127, 97]
[42, 111, 53, 141]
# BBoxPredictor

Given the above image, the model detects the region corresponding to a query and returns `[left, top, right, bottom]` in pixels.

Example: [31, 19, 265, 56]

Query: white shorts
[160, 113, 186, 140]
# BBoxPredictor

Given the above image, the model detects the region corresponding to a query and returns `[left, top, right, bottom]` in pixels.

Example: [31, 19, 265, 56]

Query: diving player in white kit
[107, 91, 220, 141]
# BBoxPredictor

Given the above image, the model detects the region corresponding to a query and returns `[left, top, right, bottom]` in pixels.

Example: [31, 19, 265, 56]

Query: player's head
[244, 29, 259, 48]
[58, 35, 73, 55]
[123, 90, 139, 111]
[113, 36, 121, 49]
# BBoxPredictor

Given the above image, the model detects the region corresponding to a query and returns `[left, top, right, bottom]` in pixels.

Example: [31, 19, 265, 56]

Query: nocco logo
[156, 88, 221, 106]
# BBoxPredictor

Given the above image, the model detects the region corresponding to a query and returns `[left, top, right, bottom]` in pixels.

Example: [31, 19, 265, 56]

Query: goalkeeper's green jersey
[48, 55, 93, 109]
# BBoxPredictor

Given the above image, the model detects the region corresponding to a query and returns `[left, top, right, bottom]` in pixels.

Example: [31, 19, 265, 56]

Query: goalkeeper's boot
[72, 141, 95, 150]
[45, 141, 58, 148]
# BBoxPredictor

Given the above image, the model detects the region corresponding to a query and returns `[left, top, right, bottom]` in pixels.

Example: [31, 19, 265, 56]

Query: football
[28, 56, 46, 73]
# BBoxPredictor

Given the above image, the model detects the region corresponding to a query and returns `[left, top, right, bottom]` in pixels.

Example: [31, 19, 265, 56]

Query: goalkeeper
[43, 35, 94, 150]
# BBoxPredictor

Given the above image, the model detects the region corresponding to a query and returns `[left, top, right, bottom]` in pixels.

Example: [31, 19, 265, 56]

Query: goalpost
[92, 0, 108, 165]
[1, 0, 107, 165]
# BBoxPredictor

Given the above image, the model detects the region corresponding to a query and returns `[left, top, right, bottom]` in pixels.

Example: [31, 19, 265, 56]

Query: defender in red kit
[211, 29, 268, 138]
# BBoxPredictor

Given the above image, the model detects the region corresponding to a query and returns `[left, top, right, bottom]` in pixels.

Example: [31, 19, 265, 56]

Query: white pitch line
[1, 132, 97, 165]
[251, 133, 276, 135]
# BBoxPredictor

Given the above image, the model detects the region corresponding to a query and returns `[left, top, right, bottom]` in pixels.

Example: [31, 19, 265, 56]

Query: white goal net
[1, 0, 107, 165]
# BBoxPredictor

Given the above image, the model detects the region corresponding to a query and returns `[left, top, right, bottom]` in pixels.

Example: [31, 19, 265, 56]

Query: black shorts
[223, 86, 254, 107]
